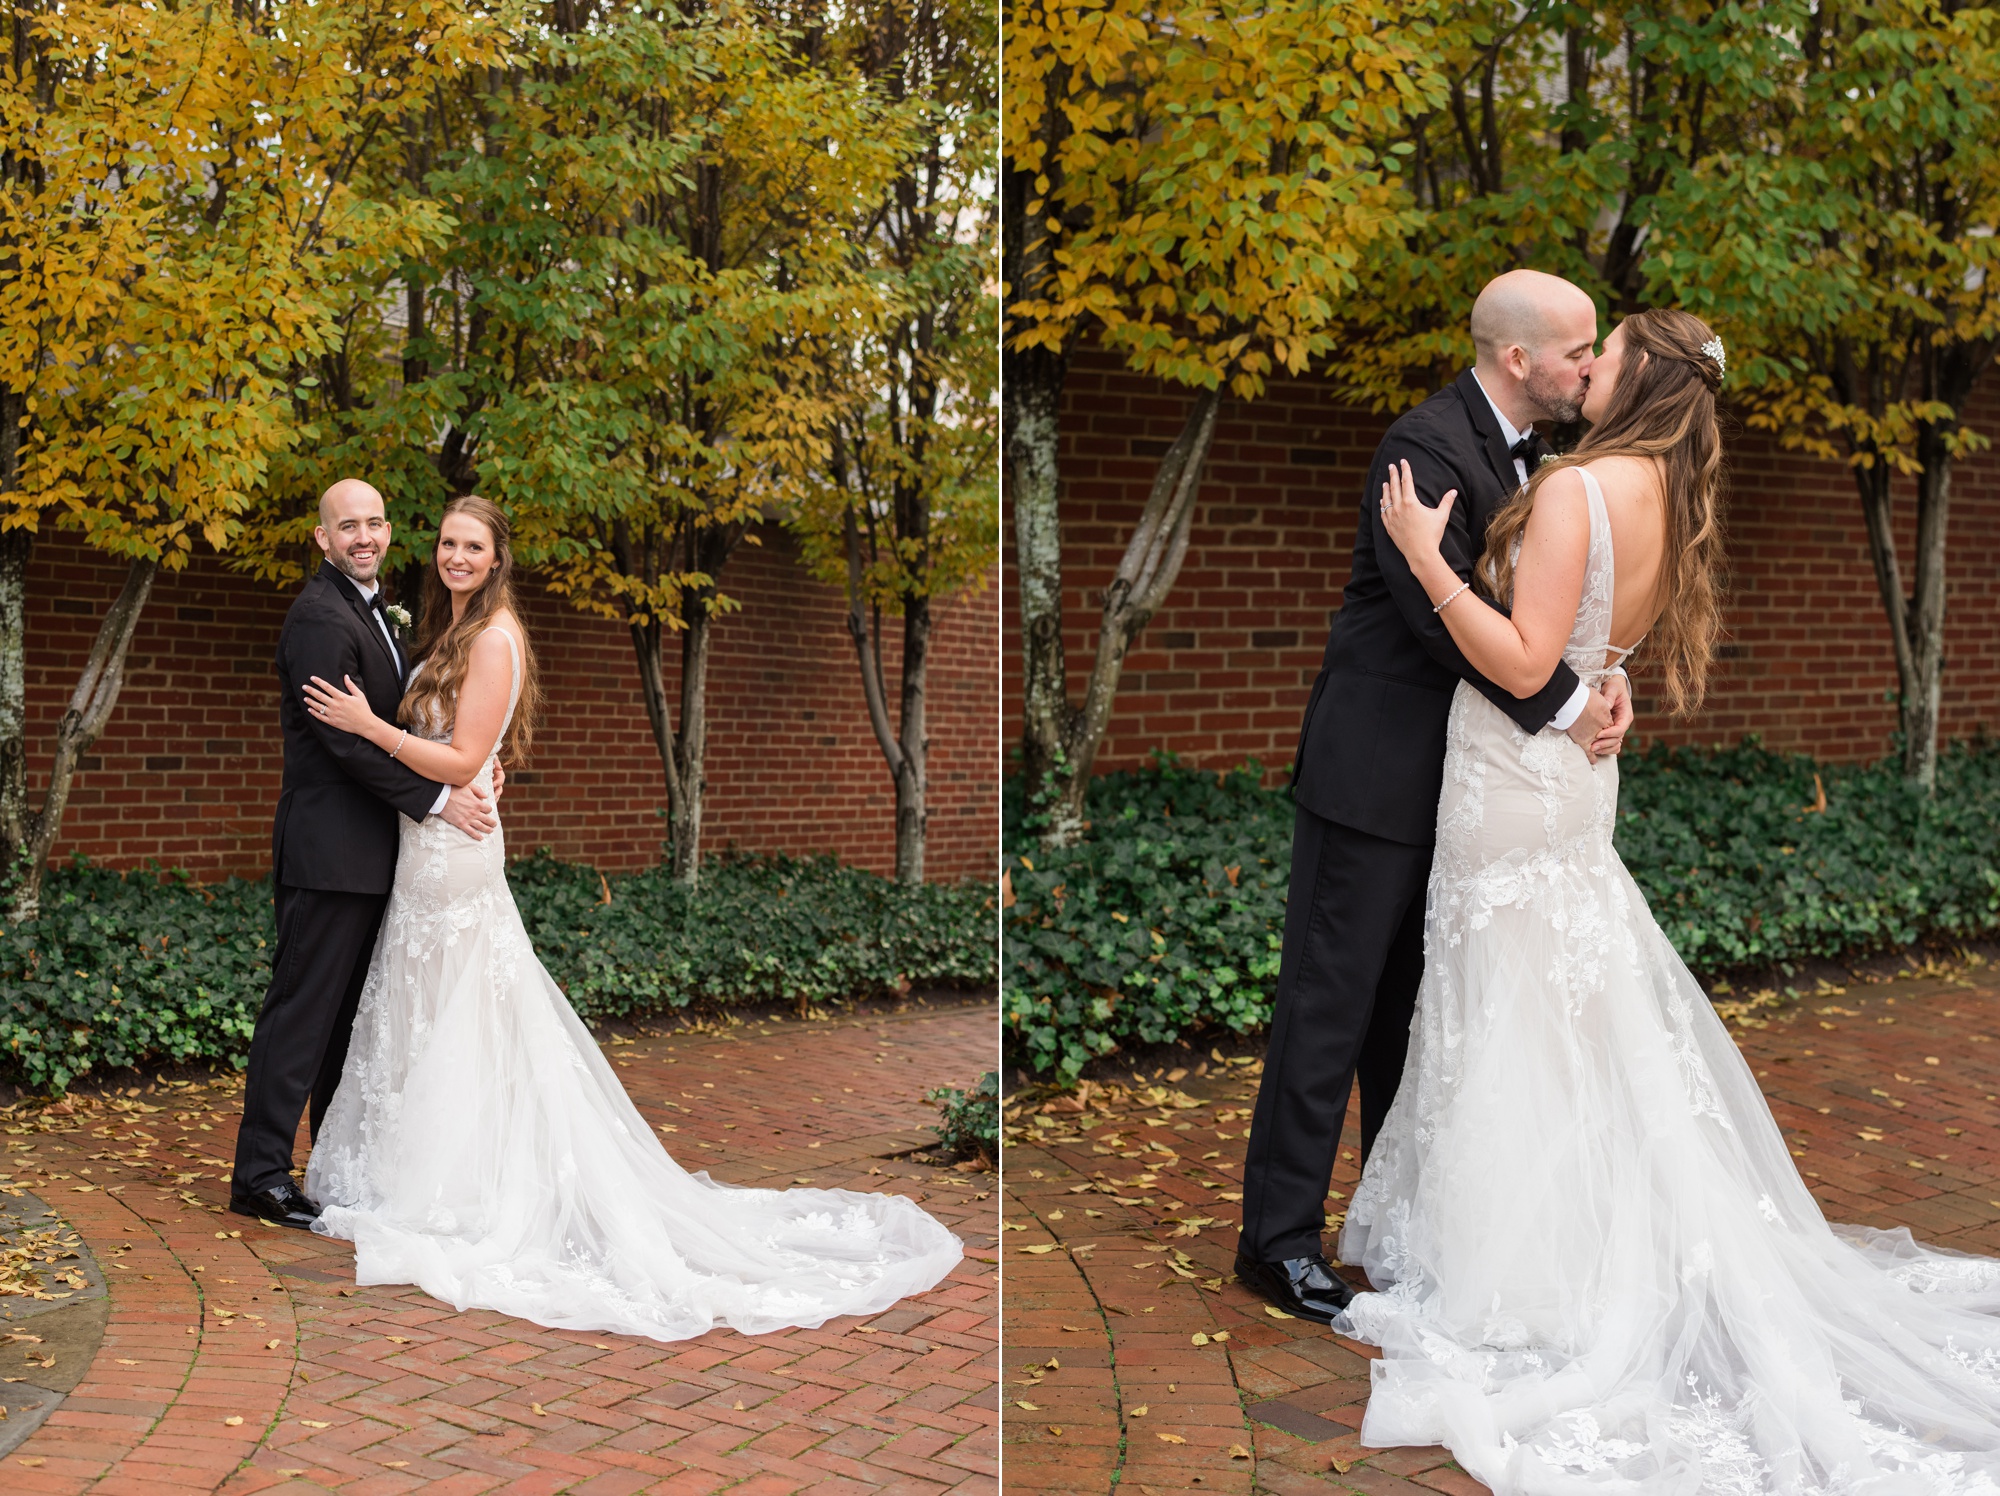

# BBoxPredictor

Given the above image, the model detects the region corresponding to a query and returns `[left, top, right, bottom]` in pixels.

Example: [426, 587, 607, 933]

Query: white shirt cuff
[1548, 681, 1592, 731]
[428, 784, 451, 817]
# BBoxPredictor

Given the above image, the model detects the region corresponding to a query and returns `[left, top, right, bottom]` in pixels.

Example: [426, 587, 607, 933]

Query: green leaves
[1004, 757, 1292, 1081]
[1, 0, 511, 564]
[1007, 0, 1451, 398]
[0, 854, 997, 1096]
[1004, 740, 2000, 1081]
[927, 1071, 1000, 1161]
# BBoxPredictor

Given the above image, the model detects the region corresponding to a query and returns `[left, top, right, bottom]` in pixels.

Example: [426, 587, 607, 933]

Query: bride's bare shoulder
[1578, 453, 1662, 503]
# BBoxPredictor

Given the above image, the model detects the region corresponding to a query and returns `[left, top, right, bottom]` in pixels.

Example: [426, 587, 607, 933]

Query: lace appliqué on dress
[1331, 472, 2000, 1496]
[304, 627, 961, 1341]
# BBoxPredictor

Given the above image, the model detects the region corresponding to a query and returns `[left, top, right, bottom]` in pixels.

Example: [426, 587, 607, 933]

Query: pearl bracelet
[1433, 581, 1472, 614]
[390, 729, 409, 759]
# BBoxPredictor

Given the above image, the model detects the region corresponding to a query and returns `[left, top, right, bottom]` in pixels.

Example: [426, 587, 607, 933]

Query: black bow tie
[1509, 433, 1543, 466]
[363, 590, 388, 618]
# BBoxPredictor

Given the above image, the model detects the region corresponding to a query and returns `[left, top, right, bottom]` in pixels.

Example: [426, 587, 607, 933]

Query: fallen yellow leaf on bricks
[1158, 1433, 1186, 1444]
[1265, 1306, 1294, 1319]
[223, 1415, 243, 1426]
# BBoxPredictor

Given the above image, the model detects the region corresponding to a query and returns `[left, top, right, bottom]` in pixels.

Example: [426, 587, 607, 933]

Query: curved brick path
[1003, 964, 2000, 1494]
[1, 995, 996, 1493]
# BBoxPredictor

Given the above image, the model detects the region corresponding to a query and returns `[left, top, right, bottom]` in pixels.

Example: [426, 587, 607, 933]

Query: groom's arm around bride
[1235, 271, 1630, 1321]
[230, 478, 495, 1231]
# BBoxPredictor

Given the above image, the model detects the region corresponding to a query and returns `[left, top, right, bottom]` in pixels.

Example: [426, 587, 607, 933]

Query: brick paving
[1002, 961, 2000, 1494]
[0, 994, 997, 1494]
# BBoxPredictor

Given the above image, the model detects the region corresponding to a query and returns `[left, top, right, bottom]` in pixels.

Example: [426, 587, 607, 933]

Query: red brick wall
[1004, 349, 2000, 777]
[24, 526, 997, 883]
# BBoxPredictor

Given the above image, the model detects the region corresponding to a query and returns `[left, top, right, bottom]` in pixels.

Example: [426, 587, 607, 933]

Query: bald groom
[1234, 271, 1633, 1321]
[229, 480, 497, 1231]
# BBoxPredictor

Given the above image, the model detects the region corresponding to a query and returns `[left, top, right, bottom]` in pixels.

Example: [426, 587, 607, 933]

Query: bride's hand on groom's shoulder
[303, 674, 382, 737]
[1378, 458, 1454, 566]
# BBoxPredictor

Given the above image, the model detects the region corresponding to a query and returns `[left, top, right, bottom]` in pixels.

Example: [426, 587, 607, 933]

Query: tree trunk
[626, 517, 737, 889]
[1852, 436, 1951, 790]
[669, 597, 713, 886]
[1015, 383, 1223, 846]
[1902, 431, 1952, 787]
[840, 505, 931, 885]
[3, 555, 160, 920]
[893, 597, 930, 887]
[1005, 340, 1075, 835]
[0, 530, 31, 883]
[627, 610, 690, 867]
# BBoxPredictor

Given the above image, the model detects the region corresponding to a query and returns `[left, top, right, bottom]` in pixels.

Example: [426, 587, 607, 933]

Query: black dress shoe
[230, 1182, 322, 1231]
[1233, 1251, 1355, 1324]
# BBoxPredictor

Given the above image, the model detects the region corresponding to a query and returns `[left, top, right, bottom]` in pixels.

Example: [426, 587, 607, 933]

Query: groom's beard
[329, 549, 382, 586]
[1524, 364, 1586, 425]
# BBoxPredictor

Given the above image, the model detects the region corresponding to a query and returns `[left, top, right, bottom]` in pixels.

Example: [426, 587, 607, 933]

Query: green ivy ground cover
[1004, 740, 2000, 1082]
[0, 852, 997, 1094]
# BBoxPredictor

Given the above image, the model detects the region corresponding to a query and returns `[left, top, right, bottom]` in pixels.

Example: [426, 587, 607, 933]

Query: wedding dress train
[306, 628, 963, 1340]
[1337, 473, 2000, 1495]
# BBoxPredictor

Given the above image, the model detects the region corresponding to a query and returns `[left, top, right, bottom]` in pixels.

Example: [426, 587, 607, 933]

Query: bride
[1363, 308, 2000, 1495]
[298, 494, 962, 1341]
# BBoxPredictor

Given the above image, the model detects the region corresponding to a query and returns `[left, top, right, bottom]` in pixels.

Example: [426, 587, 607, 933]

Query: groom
[1234, 270, 1633, 1319]
[229, 478, 499, 1230]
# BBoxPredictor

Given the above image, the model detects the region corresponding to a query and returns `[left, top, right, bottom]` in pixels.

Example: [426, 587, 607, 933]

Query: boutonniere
[1537, 451, 1559, 469]
[385, 603, 412, 631]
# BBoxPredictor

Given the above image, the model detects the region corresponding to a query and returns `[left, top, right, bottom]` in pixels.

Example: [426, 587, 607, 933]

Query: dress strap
[1576, 466, 1610, 526]
[1576, 470, 1647, 662]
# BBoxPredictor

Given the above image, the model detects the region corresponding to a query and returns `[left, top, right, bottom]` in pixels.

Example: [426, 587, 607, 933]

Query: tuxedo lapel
[1452, 369, 1523, 504]
[319, 560, 402, 685]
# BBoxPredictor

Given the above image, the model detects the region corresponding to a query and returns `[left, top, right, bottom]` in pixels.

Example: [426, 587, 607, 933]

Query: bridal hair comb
[1700, 335, 1727, 379]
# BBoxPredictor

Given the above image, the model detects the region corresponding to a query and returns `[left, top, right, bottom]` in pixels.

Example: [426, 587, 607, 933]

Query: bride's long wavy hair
[398, 494, 541, 761]
[1480, 307, 1727, 717]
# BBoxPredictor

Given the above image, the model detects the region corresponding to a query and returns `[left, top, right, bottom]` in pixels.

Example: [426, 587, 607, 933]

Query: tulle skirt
[1336, 685, 2000, 1496]
[305, 809, 962, 1342]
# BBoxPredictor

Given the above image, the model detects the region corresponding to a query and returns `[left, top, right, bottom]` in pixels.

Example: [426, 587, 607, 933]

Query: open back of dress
[1339, 472, 2000, 1495]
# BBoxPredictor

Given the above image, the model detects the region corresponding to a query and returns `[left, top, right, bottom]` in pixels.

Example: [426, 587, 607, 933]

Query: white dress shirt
[1468, 371, 1592, 733]
[335, 571, 450, 817]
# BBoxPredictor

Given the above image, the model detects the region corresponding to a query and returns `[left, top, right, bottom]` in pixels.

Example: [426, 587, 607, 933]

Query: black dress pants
[1237, 803, 1434, 1264]
[231, 883, 389, 1199]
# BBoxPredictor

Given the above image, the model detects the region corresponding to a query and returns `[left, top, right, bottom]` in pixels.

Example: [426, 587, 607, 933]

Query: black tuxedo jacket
[270, 562, 444, 893]
[1290, 370, 1584, 846]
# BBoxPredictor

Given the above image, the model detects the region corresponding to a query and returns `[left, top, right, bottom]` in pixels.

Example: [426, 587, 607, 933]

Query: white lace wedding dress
[305, 627, 963, 1340]
[1337, 472, 2000, 1496]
